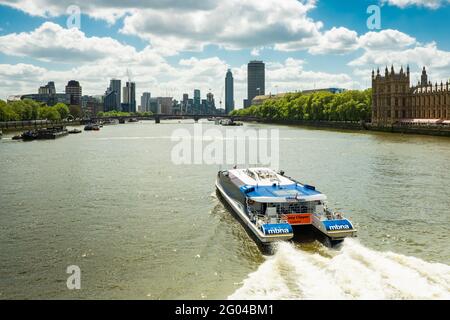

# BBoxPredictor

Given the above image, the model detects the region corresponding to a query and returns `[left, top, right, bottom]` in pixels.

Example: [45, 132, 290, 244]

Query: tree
[69, 105, 82, 119]
[54, 103, 70, 120]
[230, 89, 372, 122]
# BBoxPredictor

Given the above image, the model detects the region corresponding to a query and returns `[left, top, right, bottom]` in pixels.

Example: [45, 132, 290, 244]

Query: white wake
[229, 239, 450, 300]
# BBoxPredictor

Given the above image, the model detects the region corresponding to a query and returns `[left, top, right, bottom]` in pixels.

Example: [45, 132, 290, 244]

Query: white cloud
[308, 27, 359, 55]
[264, 58, 359, 95]
[349, 42, 450, 85]
[0, 0, 329, 55]
[251, 48, 261, 57]
[382, 0, 450, 9]
[358, 29, 416, 51]
[120, 0, 323, 54]
[0, 0, 218, 22]
[0, 63, 48, 99]
[0, 23, 233, 105]
[0, 22, 139, 63]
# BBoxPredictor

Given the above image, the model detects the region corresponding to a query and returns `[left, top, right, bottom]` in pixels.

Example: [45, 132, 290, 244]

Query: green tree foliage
[69, 105, 82, 119]
[54, 103, 70, 119]
[0, 99, 71, 121]
[230, 89, 372, 122]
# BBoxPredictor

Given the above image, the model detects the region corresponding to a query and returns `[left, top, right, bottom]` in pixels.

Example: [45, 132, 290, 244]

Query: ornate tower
[372, 65, 410, 125]
[421, 67, 428, 86]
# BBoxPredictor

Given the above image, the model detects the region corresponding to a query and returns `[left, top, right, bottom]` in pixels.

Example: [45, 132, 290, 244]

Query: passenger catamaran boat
[216, 168, 356, 250]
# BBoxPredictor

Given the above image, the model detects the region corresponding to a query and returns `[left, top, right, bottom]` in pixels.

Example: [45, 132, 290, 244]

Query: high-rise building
[82, 95, 103, 117]
[109, 79, 121, 110]
[194, 89, 201, 113]
[246, 60, 265, 108]
[157, 97, 173, 114]
[39, 82, 56, 95]
[104, 90, 118, 112]
[123, 82, 136, 113]
[65, 80, 82, 106]
[149, 98, 159, 114]
[206, 92, 215, 113]
[225, 69, 234, 114]
[140, 92, 151, 112]
[182, 94, 189, 113]
[201, 99, 207, 114]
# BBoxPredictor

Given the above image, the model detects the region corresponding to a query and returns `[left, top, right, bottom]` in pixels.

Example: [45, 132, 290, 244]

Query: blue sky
[0, 0, 449, 107]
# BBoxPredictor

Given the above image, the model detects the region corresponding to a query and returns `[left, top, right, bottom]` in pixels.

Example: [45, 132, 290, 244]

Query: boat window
[270, 202, 316, 214]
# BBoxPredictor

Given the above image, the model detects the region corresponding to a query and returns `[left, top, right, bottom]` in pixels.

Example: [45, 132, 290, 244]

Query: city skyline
[0, 1, 450, 108]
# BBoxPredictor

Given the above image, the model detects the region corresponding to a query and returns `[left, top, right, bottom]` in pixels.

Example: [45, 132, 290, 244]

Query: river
[0, 120, 449, 299]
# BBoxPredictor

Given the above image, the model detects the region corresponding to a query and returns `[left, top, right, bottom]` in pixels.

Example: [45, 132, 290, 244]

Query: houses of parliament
[371, 66, 450, 125]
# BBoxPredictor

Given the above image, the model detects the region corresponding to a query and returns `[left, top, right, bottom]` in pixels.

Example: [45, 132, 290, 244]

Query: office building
[123, 82, 136, 113]
[140, 92, 151, 112]
[109, 79, 121, 110]
[65, 80, 82, 106]
[194, 89, 201, 113]
[104, 90, 118, 112]
[39, 82, 56, 95]
[225, 69, 234, 114]
[245, 60, 265, 108]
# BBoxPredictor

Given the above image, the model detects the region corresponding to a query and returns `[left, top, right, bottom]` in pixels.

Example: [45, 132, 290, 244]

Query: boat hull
[312, 215, 357, 240]
[215, 178, 293, 244]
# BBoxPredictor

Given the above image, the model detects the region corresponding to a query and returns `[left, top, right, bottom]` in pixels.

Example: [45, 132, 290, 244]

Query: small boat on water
[84, 124, 100, 131]
[220, 119, 243, 126]
[68, 129, 82, 134]
[22, 130, 39, 141]
[216, 168, 357, 252]
[128, 118, 139, 123]
[12, 134, 22, 140]
[102, 119, 118, 125]
[21, 126, 68, 141]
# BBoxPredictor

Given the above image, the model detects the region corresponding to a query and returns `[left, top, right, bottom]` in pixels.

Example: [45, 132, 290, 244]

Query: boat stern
[260, 223, 294, 242]
[320, 219, 357, 240]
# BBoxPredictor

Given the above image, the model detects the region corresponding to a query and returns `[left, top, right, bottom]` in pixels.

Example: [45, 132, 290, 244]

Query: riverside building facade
[372, 66, 450, 125]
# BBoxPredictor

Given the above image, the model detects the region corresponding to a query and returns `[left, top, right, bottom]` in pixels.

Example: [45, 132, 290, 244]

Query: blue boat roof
[240, 183, 325, 202]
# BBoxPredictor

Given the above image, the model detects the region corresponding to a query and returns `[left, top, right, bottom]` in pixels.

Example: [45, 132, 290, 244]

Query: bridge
[88, 114, 261, 124]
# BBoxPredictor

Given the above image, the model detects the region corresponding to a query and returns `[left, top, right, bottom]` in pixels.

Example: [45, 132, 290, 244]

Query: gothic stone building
[372, 66, 450, 125]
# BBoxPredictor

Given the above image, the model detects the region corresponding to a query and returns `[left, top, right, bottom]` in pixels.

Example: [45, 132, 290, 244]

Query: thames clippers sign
[286, 214, 312, 225]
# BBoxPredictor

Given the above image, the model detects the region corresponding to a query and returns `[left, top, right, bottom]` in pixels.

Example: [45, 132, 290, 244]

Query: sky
[0, 0, 449, 109]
